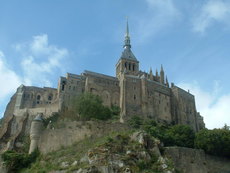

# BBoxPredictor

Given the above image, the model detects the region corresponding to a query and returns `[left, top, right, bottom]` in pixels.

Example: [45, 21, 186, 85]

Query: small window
[48, 94, 53, 101]
[133, 64, 135, 71]
[129, 63, 131, 70]
[134, 95, 136, 100]
[125, 62, 127, 68]
[37, 95, 41, 100]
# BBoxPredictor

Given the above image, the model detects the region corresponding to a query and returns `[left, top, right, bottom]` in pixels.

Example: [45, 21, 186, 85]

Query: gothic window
[48, 94, 53, 101]
[37, 95, 41, 100]
[37, 95, 41, 104]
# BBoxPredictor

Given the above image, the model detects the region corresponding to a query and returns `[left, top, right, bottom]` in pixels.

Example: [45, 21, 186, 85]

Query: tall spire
[124, 18, 131, 49]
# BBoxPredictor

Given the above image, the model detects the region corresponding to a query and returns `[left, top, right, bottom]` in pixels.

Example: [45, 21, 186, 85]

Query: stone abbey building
[0, 23, 205, 148]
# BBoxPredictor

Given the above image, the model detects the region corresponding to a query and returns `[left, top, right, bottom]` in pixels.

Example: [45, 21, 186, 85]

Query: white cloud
[178, 81, 230, 129]
[192, 0, 230, 33]
[136, 0, 181, 41]
[16, 34, 69, 87]
[0, 51, 22, 102]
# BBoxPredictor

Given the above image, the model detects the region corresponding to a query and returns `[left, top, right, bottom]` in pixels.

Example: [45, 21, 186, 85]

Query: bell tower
[116, 20, 139, 79]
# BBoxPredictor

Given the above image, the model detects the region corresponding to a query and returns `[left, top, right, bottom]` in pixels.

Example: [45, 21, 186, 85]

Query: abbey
[0, 23, 205, 148]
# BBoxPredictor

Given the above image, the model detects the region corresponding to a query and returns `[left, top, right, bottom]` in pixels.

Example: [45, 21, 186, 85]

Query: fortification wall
[38, 121, 129, 154]
[146, 80, 171, 122]
[171, 86, 198, 131]
[164, 147, 230, 173]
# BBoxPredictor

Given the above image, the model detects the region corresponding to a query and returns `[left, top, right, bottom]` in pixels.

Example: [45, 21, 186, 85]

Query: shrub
[195, 127, 230, 158]
[166, 125, 195, 148]
[72, 92, 112, 120]
[2, 149, 39, 172]
[128, 116, 143, 129]
[144, 121, 195, 148]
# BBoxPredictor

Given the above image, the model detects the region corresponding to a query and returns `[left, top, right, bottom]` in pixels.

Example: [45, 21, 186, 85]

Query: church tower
[116, 20, 139, 79]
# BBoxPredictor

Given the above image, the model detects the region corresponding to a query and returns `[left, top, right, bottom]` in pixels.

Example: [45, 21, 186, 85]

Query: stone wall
[38, 121, 129, 154]
[164, 147, 230, 173]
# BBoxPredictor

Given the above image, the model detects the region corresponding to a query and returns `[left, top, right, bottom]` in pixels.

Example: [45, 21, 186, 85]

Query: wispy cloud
[136, 0, 181, 42]
[178, 81, 230, 129]
[192, 0, 230, 33]
[0, 51, 22, 102]
[15, 34, 69, 87]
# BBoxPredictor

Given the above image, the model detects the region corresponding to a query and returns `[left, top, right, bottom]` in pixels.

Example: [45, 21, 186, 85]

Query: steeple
[166, 76, 169, 87]
[160, 64, 165, 84]
[124, 18, 131, 49]
[116, 19, 139, 78]
[149, 67, 153, 80]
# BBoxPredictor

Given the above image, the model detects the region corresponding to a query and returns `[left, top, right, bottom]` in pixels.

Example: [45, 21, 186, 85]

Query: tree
[72, 92, 112, 120]
[195, 128, 230, 158]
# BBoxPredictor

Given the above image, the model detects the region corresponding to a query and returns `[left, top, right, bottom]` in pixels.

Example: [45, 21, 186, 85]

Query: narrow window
[48, 94, 53, 101]
[134, 95, 136, 100]
[133, 64, 135, 71]
[37, 95, 41, 100]
[129, 63, 131, 70]
[125, 62, 127, 68]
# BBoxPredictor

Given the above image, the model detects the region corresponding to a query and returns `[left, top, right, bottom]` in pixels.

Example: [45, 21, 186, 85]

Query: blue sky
[0, 0, 229, 129]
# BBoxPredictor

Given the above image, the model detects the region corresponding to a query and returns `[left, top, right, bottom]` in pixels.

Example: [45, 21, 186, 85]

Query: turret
[155, 69, 159, 82]
[166, 76, 169, 87]
[149, 67, 153, 80]
[160, 65, 165, 84]
[29, 113, 44, 154]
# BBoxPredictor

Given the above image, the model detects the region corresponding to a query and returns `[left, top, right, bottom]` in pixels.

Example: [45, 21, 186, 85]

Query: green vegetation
[1, 149, 39, 173]
[195, 127, 230, 158]
[72, 92, 112, 120]
[21, 131, 133, 173]
[128, 116, 230, 158]
[43, 112, 60, 127]
[129, 116, 195, 148]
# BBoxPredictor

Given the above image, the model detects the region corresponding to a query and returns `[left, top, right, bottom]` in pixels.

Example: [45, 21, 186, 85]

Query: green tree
[195, 128, 230, 158]
[167, 125, 195, 148]
[72, 92, 112, 120]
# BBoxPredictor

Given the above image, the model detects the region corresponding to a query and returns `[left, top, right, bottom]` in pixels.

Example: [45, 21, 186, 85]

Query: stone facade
[0, 22, 205, 151]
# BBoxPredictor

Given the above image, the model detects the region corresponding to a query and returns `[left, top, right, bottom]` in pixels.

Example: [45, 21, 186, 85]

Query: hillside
[1, 118, 230, 173]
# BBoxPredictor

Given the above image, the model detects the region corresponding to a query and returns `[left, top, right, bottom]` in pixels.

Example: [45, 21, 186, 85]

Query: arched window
[37, 95, 41, 100]
[37, 95, 41, 104]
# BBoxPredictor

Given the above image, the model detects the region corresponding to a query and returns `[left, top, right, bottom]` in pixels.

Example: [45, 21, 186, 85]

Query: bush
[2, 149, 39, 172]
[128, 116, 143, 129]
[72, 92, 112, 120]
[167, 125, 195, 148]
[143, 120, 195, 148]
[195, 128, 230, 158]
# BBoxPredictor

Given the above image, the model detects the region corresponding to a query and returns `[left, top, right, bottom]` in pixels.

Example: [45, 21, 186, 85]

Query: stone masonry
[0, 21, 205, 152]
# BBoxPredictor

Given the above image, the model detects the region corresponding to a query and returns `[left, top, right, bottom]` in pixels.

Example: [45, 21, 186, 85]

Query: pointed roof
[120, 19, 138, 61]
[161, 64, 164, 72]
